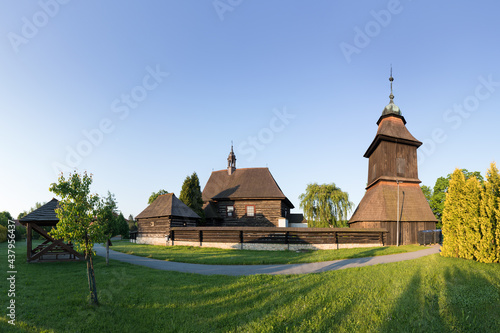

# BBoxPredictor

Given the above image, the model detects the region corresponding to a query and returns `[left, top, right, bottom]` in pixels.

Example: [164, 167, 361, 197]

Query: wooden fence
[169, 227, 388, 248]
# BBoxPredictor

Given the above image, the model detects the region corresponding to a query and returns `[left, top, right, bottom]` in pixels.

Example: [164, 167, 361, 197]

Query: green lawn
[109, 240, 425, 265]
[1, 242, 499, 332]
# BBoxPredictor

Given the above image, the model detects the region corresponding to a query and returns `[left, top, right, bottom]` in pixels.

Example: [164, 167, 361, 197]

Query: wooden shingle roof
[364, 116, 422, 158]
[349, 182, 437, 223]
[202, 168, 294, 208]
[135, 193, 200, 220]
[20, 198, 59, 225]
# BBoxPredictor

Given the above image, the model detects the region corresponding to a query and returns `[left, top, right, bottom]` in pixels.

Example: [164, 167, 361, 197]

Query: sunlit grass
[1, 242, 499, 332]
[109, 240, 425, 265]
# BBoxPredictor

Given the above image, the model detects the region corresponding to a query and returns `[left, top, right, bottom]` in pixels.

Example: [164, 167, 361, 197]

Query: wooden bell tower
[349, 71, 437, 245]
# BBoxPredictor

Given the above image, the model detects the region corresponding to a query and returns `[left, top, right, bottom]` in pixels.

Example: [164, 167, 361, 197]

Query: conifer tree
[462, 176, 482, 260]
[179, 172, 204, 221]
[478, 162, 500, 263]
[441, 169, 466, 258]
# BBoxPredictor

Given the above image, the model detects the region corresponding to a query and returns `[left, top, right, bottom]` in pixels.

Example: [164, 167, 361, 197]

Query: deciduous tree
[420, 185, 432, 204]
[0, 211, 13, 227]
[299, 183, 353, 228]
[148, 189, 169, 204]
[99, 191, 119, 265]
[49, 172, 106, 305]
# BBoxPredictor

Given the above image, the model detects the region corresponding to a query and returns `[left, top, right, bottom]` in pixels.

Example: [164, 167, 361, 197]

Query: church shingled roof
[202, 167, 294, 208]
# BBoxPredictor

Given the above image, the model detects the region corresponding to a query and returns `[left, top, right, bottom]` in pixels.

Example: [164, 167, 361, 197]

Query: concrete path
[94, 244, 441, 276]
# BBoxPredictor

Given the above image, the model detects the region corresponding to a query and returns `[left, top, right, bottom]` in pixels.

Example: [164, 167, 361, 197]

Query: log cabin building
[135, 193, 200, 245]
[202, 145, 295, 227]
[348, 73, 437, 245]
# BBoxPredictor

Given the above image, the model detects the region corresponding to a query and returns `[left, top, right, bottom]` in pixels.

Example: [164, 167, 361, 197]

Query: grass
[1, 241, 499, 332]
[108, 240, 425, 265]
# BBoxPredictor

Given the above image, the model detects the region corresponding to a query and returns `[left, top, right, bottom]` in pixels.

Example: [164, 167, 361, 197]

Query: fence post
[171, 230, 175, 246]
[199, 230, 203, 247]
[240, 230, 244, 250]
[285, 231, 289, 250]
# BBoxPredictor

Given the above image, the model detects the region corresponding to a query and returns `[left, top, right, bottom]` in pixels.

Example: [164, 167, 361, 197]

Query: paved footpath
[94, 244, 440, 276]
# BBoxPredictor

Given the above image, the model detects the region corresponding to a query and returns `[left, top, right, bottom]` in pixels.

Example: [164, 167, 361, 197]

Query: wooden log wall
[170, 227, 388, 246]
[350, 221, 436, 245]
[214, 199, 284, 227]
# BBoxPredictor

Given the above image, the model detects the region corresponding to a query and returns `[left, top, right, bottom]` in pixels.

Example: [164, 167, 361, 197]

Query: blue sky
[1, 0, 499, 219]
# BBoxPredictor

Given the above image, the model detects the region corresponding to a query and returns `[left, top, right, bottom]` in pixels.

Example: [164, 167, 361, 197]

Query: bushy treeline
[441, 162, 500, 263]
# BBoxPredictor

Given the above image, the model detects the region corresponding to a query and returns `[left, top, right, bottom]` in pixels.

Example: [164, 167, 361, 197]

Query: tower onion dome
[382, 72, 402, 116]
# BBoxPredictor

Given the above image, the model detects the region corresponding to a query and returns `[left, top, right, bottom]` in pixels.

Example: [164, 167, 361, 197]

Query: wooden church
[349, 73, 437, 245]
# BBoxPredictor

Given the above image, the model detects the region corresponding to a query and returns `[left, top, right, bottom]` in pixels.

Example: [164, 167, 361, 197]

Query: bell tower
[227, 142, 236, 175]
[349, 70, 437, 245]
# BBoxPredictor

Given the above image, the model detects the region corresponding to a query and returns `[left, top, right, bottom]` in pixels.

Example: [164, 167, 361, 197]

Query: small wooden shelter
[349, 74, 437, 245]
[135, 193, 201, 245]
[20, 198, 84, 262]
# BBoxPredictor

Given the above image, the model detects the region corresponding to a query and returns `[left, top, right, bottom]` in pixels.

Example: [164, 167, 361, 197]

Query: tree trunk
[106, 239, 109, 266]
[86, 252, 99, 305]
[85, 234, 99, 306]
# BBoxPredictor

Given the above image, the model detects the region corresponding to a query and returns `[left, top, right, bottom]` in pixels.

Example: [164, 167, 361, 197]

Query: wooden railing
[169, 227, 388, 246]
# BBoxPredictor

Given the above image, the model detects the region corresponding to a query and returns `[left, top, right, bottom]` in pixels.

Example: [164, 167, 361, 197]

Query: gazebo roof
[20, 198, 60, 226]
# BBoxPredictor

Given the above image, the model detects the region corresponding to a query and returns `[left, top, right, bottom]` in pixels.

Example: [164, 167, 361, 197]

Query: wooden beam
[26, 223, 32, 261]
[29, 224, 83, 261]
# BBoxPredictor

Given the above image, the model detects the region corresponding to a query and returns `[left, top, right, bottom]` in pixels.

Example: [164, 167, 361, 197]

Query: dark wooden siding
[350, 221, 437, 245]
[137, 216, 197, 236]
[137, 217, 171, 236]
[368, 141, 419, 185]
[209, 199, 285, 227]
[170, 227, 388, 246]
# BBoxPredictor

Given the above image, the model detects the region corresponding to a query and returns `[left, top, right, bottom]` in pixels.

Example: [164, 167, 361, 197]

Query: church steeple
[227, 142, 236, 175]
[382, 67, 402, 116]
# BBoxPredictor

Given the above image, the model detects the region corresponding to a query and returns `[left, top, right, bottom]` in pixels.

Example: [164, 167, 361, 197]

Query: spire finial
[389, 65, 394, 102]
[227, 141, 236, 174]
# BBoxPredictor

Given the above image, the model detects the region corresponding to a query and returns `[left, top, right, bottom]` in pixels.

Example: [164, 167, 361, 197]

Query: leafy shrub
[0, 225, 7, 243]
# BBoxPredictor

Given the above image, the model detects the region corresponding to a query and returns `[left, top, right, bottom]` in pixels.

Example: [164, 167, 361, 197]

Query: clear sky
[1, 0, 499, 219]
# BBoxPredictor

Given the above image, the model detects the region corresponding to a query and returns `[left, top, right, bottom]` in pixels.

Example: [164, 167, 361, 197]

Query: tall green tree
[100, 191, 120, 265]
[179, 172, 204, 221]
[441, 165, 499, 263]
[478, 162, 500, 263]
[127, 214, 137, 232]
[441, 169, 466, 258]
[420, 185, 432, 204]
[299, 183, 353, 228]
[117, 212, 130, 239]
[430, 169, 484, 228]
[148, 189, 169, 204]
[49, 172, 107, 305]
[461, 176, 482, 259]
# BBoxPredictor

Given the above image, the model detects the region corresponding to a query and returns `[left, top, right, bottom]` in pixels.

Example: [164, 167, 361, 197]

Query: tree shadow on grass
[441, 264, 500, 332]
[377, 269, 449, 332]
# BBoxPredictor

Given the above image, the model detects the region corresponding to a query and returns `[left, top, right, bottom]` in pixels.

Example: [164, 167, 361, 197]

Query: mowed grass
[1, 242, 499, 332]
[109, 240, 425, 265]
